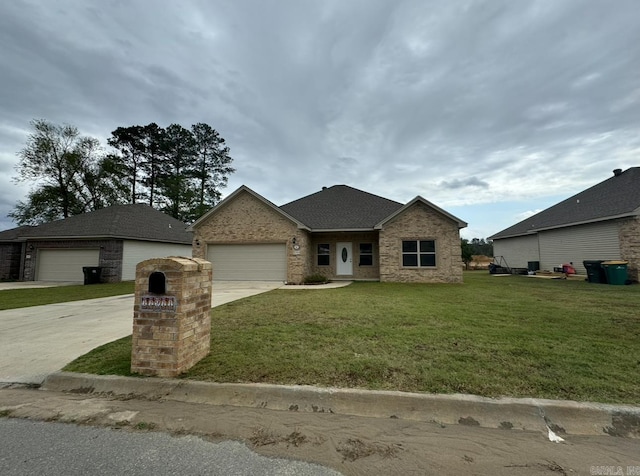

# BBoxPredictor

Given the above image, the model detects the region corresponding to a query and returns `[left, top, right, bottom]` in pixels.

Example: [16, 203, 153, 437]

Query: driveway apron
[0, 282, 283, 385]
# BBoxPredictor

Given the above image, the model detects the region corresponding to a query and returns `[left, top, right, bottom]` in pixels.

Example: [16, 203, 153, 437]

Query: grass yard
[0, 282, 135, 310]
[64, 272, 640, 404]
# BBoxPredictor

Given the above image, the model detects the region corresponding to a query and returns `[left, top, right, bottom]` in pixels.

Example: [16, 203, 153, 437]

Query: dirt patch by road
[1, 387, 639, 475]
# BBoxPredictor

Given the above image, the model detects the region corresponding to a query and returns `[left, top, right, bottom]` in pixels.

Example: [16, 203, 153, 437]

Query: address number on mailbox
[140, 295, 177, 312]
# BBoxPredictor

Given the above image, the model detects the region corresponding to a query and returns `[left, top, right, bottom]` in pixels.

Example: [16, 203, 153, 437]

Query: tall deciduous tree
[75, 153, 130, 211]
[10, 119, 125, 225]
[12, 119, 235, 226]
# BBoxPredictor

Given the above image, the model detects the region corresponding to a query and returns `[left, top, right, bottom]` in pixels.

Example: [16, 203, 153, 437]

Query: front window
[317, 244, 330, 266]
[402, 240, 436, 267]
[359, 243, 373, 266]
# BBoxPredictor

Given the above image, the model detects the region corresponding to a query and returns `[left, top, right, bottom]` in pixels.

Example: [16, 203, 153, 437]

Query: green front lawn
[0, 282, 135, 310]
[64, 272, 640, 404]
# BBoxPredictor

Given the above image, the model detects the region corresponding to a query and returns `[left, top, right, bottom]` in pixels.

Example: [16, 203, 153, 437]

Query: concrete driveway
[0, 281, 81, 290]
[0, 281, 283, 385]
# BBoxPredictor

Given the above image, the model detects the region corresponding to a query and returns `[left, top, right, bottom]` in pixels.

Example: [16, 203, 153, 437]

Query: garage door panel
[122, 241, 192, 281]
[37, 249, 100, 281]
[207, 244, 286, 281]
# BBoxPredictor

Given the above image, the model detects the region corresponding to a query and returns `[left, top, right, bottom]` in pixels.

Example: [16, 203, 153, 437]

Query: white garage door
[207, 244, 286, 281]
[36, 249, 100, 281]
[121, 241, 193, 281]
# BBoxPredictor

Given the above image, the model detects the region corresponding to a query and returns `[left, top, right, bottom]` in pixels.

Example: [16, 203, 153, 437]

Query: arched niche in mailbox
[148, 271, 166, 295]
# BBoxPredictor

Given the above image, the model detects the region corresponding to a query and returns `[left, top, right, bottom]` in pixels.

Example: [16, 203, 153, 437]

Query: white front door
[336, 242, 353, 275]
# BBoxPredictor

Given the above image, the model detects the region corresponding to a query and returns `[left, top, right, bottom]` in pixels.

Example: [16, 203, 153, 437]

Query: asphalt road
[0, 418, 342, 476]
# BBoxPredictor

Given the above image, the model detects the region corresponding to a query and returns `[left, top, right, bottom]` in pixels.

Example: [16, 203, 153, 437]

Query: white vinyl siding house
[492, 234, 539, 269]
[494, 221, 623, 275]
[538, 222, 621, 275]
[489, 168, 640, 281]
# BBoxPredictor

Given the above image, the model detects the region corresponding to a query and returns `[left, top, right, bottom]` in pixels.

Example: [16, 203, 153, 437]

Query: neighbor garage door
[207, 244, 286, 281]
[36, 249, 100, 281]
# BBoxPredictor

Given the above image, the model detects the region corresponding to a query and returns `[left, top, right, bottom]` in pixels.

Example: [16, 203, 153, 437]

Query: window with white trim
[402, 240, 436, 267]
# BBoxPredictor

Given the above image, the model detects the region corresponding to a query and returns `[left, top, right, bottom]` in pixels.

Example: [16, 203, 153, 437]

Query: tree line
[10, 119, 235, 225]
[461, 237, 494, 268]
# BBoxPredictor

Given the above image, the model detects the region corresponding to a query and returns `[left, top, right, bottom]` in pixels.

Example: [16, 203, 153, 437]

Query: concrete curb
[41, 372, 640, 438]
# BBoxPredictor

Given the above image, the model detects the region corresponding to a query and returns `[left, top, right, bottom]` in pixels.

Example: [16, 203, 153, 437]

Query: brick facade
[309, 232, 380, 280]
[0, 243, 23, 281]
[379, 202, 464, 283]
[619, 216, 640, 282]
[192, 190, 464, 284]
[192, 191, 311, 283]
[131, 257, 212, 377]
[21, 239, 123, 282]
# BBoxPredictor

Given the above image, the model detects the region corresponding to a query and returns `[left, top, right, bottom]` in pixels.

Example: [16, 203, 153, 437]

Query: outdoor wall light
[28, 245, 34, 251]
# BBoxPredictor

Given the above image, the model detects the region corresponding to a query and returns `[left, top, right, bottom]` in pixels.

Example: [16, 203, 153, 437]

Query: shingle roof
[0, 226, 32, 241]
[0, 204, 192, 244]
[490, 167, 640, 239]
[280, 185, 404, 230]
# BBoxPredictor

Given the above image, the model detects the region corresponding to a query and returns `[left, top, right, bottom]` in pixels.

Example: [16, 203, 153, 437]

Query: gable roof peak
[189, 185, 309, 231]
[375, 195, 468, 229]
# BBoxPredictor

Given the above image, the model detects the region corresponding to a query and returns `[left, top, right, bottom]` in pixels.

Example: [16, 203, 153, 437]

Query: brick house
[490, 167, 640, 281]
[0, 204, 192, 282]
[189, 185, 467, 283]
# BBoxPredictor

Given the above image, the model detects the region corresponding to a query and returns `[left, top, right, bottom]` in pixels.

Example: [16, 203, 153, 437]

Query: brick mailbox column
[131, 257, 212, 377]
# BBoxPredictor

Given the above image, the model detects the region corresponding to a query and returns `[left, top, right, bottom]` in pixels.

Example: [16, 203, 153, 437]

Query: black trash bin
[583, 260, 606, 284]
[82, 266, 102, 285]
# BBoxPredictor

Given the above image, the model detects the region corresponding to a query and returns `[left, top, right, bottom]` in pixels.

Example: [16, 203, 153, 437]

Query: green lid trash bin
[601, 261, 628, 285]
[583, 260, 607, 283]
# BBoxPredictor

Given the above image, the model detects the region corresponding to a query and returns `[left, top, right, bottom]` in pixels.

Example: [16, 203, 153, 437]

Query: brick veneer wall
[379, 202, 464, 283]
[192, 191, 311, 283]
[22, 239, 123, 282]
[309, 232, 380, 280]
[131, 257, 212, 377]
[0, 243, 22, 280]
[619, 216, 640, 282]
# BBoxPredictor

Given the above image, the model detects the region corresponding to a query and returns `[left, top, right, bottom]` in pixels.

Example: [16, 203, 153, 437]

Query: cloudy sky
[1, 0, 639, 239]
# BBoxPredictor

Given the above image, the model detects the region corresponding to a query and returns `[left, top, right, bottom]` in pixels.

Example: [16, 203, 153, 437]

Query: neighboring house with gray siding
[489, 167, 640, 281]
[189, 184, 467, 283]
[0, 204, 192, 282]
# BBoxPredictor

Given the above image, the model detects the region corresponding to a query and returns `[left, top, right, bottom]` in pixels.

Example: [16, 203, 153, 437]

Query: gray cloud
[1, 0, 639, 238]
[440, 177, 490, 190]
